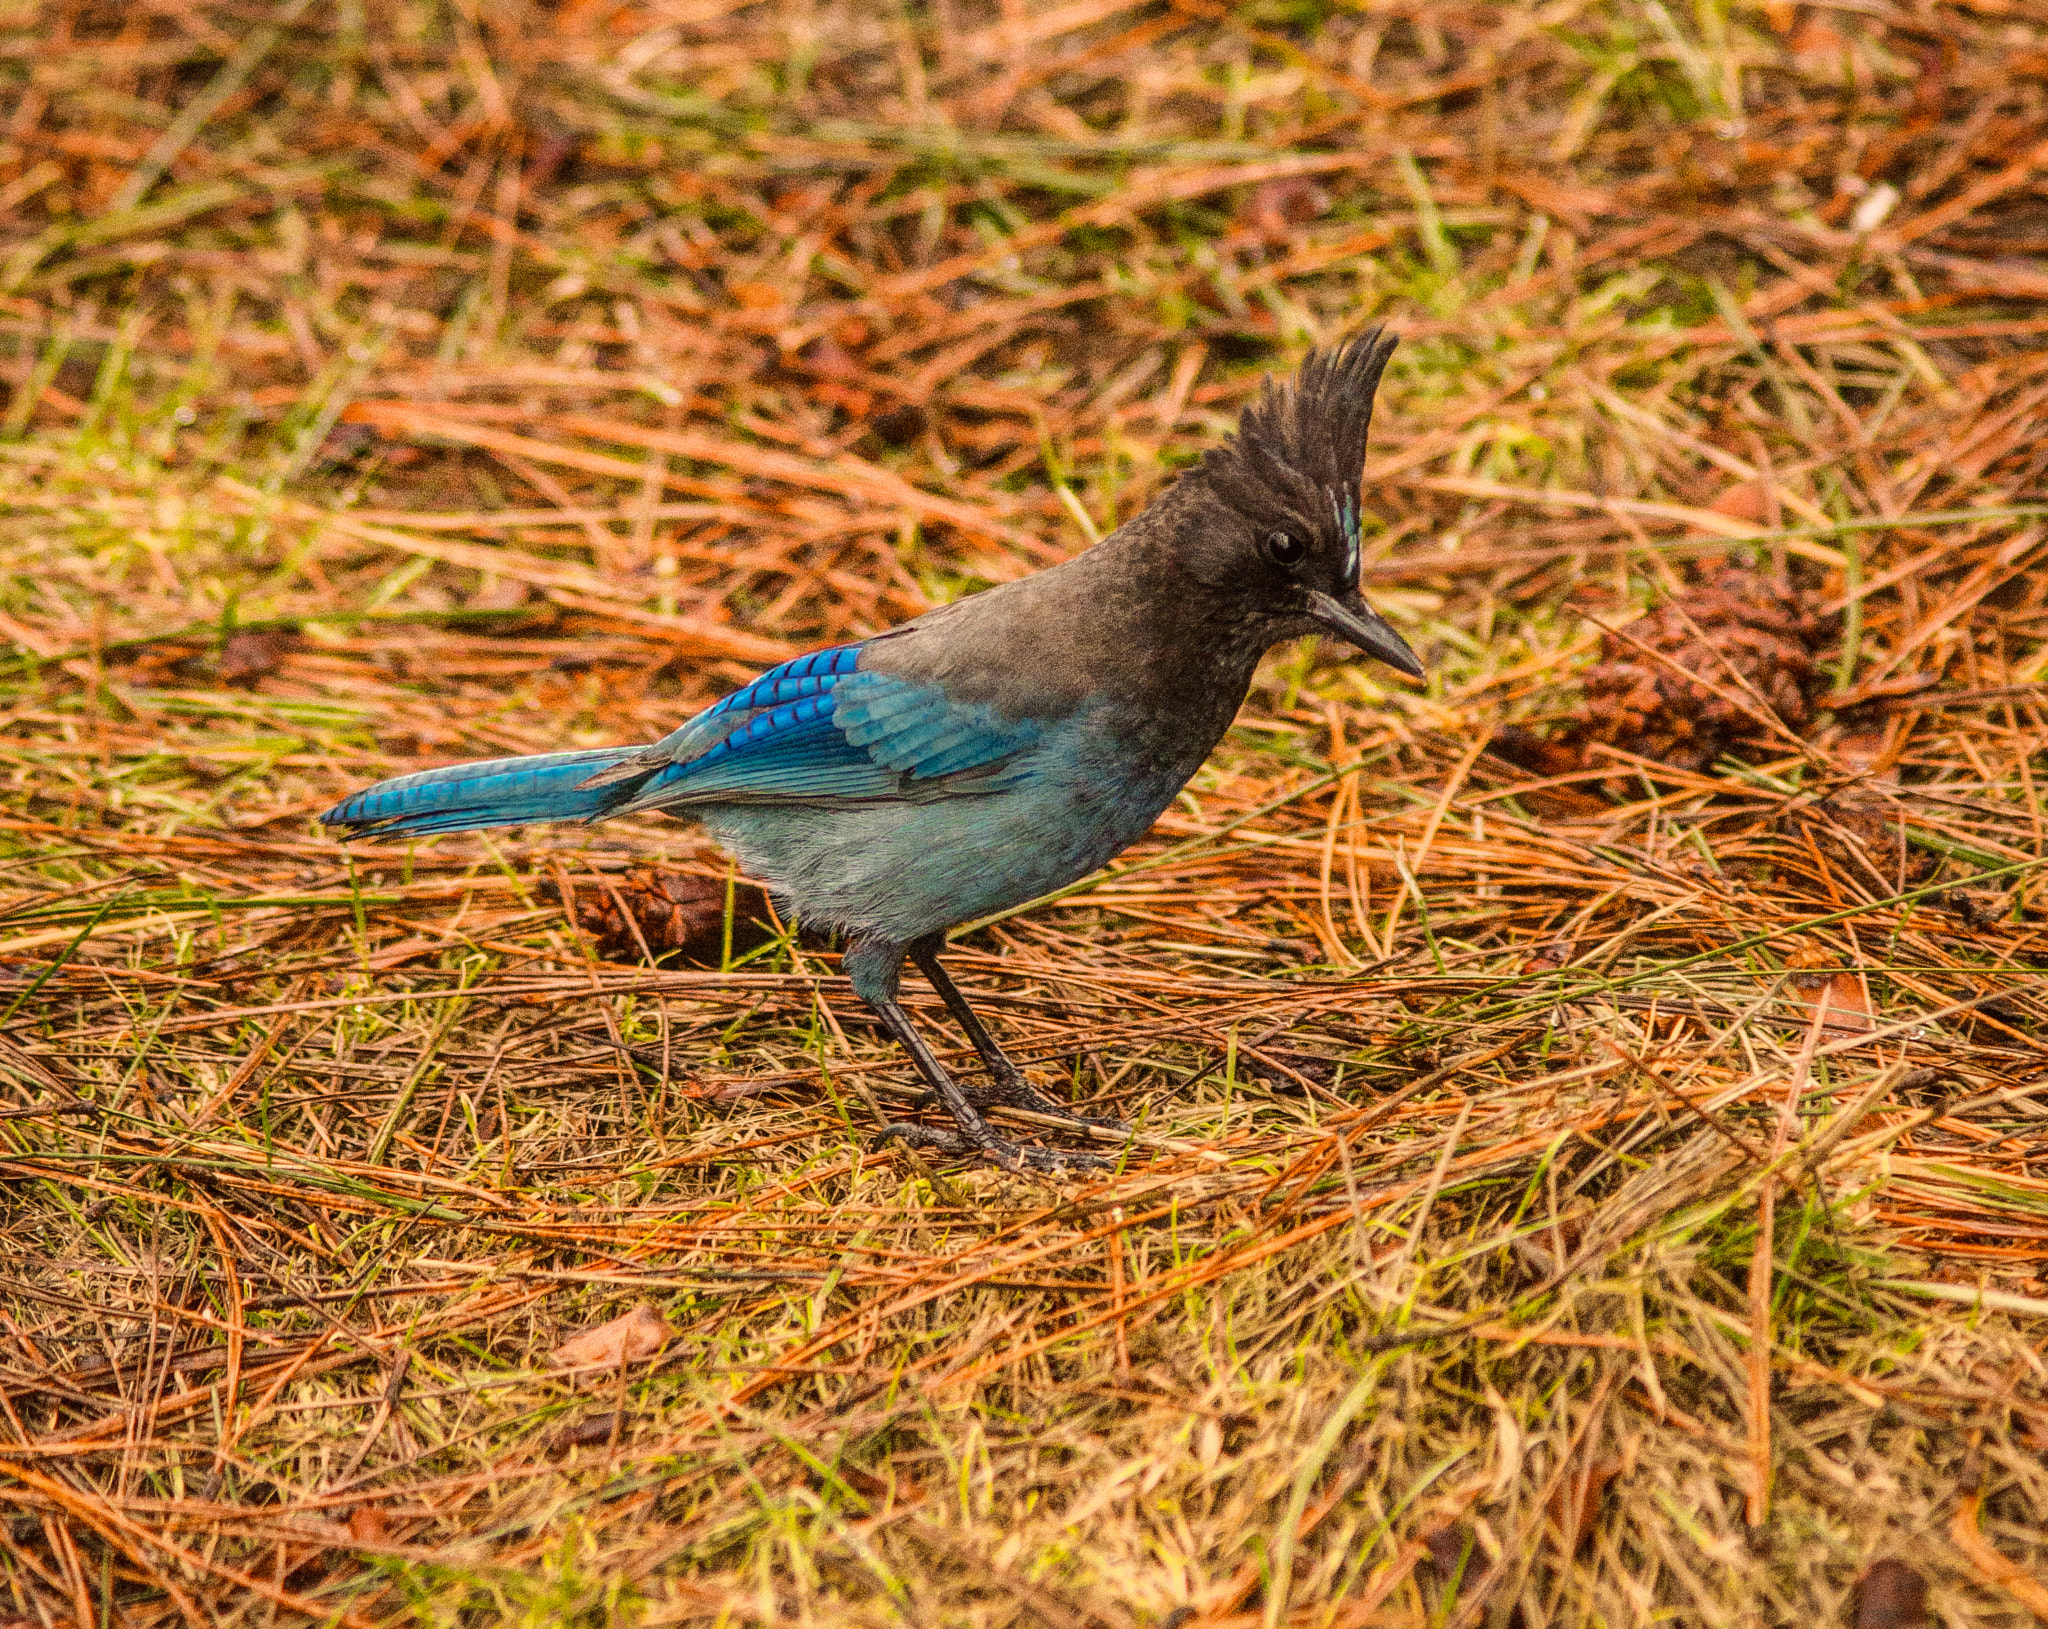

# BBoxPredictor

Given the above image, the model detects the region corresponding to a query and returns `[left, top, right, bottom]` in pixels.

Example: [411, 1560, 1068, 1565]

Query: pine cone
[1496, 566, 1830, 780]
[554, 869, 776, 966]
[1580, 566, 1826, 771]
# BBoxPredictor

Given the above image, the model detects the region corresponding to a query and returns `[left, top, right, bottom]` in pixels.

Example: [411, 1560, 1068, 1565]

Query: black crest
[1198, 327, 1397, 529]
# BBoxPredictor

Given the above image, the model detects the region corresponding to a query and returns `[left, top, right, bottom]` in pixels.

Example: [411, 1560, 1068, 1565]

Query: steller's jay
[324, 329, 1423, 1172]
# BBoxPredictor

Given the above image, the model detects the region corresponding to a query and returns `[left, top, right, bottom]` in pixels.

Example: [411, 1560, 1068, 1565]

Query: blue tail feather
[321, 747, 651, 839]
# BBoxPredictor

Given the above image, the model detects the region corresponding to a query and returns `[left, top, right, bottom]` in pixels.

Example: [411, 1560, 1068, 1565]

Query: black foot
[903, 939, 1129, 1133]
[874, 1121, 1109, 1175]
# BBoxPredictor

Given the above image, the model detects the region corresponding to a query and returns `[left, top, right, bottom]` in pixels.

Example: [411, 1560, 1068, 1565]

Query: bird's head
[1173, 328, 1423, 680]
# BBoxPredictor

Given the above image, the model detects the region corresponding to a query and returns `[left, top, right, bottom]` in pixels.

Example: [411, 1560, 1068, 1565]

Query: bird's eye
[1264, 530, 1305, 568]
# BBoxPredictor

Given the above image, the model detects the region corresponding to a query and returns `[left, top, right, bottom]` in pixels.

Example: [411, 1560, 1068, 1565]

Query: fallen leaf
[1547, 1456, 1624, 1553]
[1784, 944, 1873, 1034]
[1708, 480, 1772, 526]
[347, 1504, 390, 1544]
[552, 1302, 673, 1369]
[217, 630, 296, 689]
[554, 1411, 627, 1450]
[1817, 970, 1873, 1031]
[1851, 1558, 1928, 1627]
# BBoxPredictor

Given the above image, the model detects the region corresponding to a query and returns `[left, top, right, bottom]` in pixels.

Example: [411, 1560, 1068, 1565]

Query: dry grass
[3, 0, 2048, 1622]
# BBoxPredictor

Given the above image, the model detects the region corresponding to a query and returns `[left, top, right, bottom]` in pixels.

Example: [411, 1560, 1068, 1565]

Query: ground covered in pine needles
[3, 0, 2048, 1623]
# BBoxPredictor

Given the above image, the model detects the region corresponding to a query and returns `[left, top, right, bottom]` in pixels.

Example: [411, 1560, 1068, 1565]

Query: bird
[323, 328, 1424, 1173]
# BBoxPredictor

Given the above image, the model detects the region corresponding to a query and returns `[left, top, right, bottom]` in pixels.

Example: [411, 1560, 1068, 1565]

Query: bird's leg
[908, 936, 1125, 1130]
[846, 939, 1105, 1175]
[866, 1000, 1108, 1176]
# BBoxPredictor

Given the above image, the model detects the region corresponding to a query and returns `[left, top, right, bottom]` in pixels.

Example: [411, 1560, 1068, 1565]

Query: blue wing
[607, 645, 1043, 813]
[322, 644, 1045, 840]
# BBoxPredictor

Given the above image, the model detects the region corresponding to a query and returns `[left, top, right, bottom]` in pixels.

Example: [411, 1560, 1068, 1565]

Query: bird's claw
[875, 1121, 971, 1156]
[1001, 1141, 1111, 1175]
[874, 1121, 1110, 1175]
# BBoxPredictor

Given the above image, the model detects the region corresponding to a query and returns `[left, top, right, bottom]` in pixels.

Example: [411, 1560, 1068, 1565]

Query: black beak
[1307, 590, 1424, 679]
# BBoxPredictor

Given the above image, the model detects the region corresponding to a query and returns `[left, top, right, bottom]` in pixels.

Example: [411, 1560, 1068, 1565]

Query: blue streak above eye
[1330, 485, 1361, 580]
